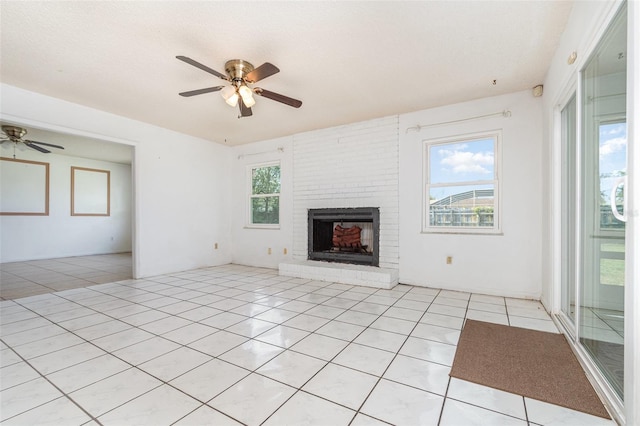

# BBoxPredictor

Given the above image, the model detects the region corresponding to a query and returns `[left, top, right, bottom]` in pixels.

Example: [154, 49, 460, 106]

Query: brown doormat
[449, 319, 610, 419]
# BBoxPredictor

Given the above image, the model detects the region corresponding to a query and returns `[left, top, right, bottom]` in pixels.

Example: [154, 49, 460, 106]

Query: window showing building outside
[598, 121, 627, 230]
[249, 163, 280, 225]
[598, 121, 626, 288]
[425, 132, 500, 232]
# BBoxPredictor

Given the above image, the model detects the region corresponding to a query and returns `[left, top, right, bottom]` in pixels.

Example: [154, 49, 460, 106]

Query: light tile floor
[0, 264, 616, 425]
[1, 253, 132, 300]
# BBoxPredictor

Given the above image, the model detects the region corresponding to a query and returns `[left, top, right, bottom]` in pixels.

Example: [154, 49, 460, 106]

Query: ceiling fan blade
[239, 98, 253, 117]
[25, 139, 64, 149]
[25, 142, 51, 153]
[179, 86, 225, 97]
[176, 56, 228, 80]
[245, 63, 280, 83]
[254, 88, 302, 108]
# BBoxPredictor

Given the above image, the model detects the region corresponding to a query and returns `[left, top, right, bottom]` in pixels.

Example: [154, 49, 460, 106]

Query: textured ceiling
[0, 1, 573, 147]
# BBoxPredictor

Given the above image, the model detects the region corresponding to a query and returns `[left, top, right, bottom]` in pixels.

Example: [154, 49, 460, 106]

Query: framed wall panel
[0, 157, 50, 216]
[71, 166, 110, 216]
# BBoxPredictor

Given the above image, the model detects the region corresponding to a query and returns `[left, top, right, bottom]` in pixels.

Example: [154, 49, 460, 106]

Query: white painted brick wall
[292, 116, 399, 269]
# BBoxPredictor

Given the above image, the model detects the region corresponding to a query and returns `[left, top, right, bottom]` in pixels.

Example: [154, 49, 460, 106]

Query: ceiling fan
[176, 56, 302, 118]
[1, 125, 65, 154]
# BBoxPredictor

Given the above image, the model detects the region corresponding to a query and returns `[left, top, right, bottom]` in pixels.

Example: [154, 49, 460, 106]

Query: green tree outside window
[251, 165, 280, 224]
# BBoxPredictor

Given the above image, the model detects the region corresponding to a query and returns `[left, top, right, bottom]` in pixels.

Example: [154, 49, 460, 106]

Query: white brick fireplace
[280, 116, 400, 287]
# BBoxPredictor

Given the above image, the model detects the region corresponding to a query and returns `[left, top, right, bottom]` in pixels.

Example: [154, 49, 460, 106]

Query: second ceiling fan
[176, 56, 302, 118]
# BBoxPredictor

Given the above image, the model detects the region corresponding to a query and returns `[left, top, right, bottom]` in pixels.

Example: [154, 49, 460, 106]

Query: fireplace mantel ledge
[279, 260, 398, 289]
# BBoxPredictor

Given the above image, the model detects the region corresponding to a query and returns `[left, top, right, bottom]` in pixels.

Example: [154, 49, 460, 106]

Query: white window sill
[421, 228, 503, 236]
[244, 224, 281, 230]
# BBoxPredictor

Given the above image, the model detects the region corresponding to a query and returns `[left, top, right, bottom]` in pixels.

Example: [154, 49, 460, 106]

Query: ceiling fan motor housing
[225, 60, 254, 84]
[2, 125, 27, 141]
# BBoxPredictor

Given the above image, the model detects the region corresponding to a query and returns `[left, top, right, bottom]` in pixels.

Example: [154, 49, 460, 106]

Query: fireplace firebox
[308, 207, 379, 266]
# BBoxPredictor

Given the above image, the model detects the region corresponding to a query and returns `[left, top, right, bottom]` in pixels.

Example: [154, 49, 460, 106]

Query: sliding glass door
[561, 2, 627, 401]
[580, 4, 627, 398]
[561, 94, 577, 326]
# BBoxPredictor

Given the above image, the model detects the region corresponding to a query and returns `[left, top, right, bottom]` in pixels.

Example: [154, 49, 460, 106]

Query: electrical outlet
[268, 248, 272, 255]
[214, 243, 218, 250]
[446, 256, 452, 264]
[283, 248, 288, 255]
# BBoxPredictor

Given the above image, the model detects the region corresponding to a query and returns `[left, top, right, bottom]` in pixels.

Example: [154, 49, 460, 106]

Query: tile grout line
[0, 338, 104, 425]
[2, 263, 579, 425]
[257, 284, 413, 425]
[346, 288, 444, 423]
[8, 289, 255, 425]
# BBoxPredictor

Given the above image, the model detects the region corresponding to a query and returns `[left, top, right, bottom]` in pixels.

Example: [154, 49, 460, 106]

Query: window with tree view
[425, 132, 500, 232]
[250, 163, 280, 225]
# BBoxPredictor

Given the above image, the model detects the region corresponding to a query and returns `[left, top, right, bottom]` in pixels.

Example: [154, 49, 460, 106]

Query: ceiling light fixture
[238, 85, 256, 108]
[221, 86, 239, 107]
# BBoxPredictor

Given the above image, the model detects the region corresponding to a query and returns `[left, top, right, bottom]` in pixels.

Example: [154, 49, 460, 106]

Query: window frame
[247, 161, 281, 229]
[422, 130, 502, 234]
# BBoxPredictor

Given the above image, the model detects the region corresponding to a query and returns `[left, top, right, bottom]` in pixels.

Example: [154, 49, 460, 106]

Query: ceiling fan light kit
[238, 85, 256, 108]
[221, 85, 239, 107]
[176, 56, 302, 118]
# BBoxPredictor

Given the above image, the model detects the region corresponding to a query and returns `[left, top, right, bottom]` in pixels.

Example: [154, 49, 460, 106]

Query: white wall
[230, 116, 400, 270]
[0, 84, 233, 277]
[399, 90, 543, 299]
[0, 148, 132, 262]
[232, 93, 541, 300]
[231, 136, 294, 268]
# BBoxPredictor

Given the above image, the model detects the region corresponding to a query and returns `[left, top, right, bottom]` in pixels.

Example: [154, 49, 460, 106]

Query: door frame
[550, 1, 635, 423]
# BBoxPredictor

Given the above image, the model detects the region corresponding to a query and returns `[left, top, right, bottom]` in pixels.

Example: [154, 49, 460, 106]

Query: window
[424, 131, 501, 233]
[249, 163, 280, 226]
[597, 120, 626, 231]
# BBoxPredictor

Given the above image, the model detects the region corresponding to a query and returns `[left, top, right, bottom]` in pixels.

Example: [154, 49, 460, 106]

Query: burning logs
[332, 224, 362, 248]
